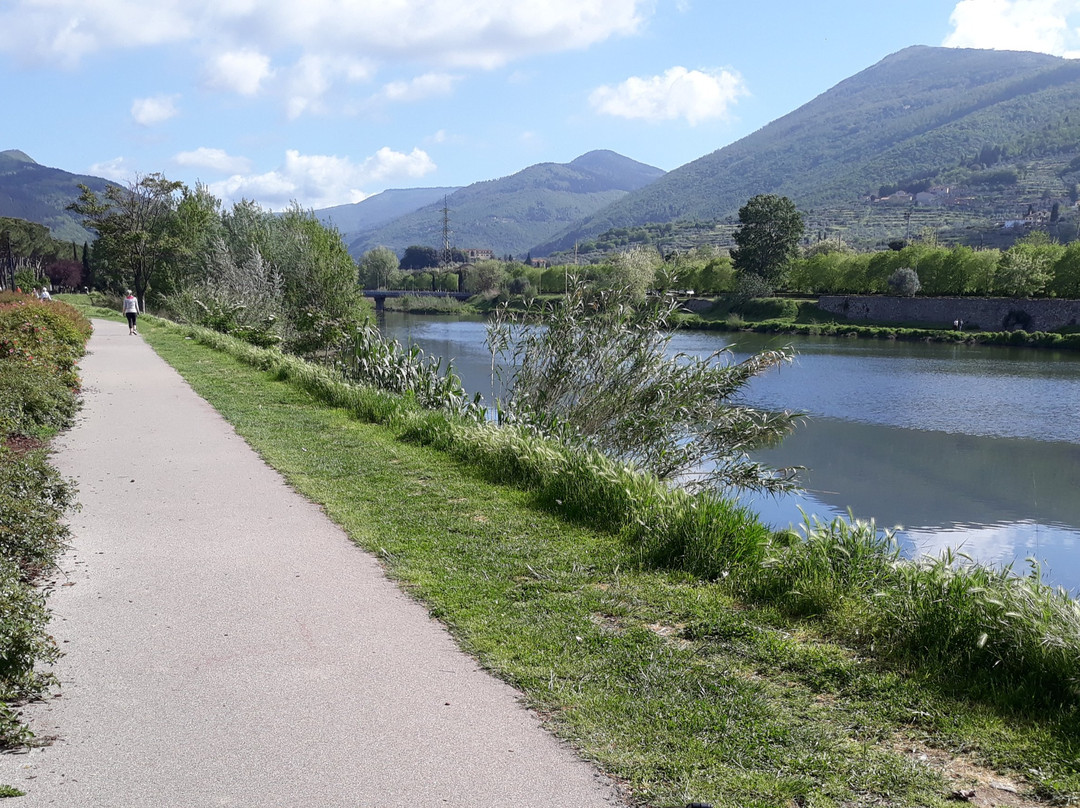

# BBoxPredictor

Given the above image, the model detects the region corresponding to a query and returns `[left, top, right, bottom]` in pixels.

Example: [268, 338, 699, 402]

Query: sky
[3, 0, 1080, 213]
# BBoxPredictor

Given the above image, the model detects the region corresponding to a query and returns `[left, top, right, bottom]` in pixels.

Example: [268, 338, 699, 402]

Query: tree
[272, 205, 364, 354]
[731, 194, 804, 291]
[400, 245, 439, 270]
[606, 246, 659, 302]
[359, 246, 399, 289]
[45, 258, 84, 290]
[67, 174, 185, 309]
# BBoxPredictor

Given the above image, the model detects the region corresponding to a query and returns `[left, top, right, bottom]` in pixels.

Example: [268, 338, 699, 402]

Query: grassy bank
[672, 296, 1080, 351]
[107, 311, 1079, 807]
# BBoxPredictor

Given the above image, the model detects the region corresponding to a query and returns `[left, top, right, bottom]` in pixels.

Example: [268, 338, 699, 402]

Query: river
[377, 312, 1080, 592]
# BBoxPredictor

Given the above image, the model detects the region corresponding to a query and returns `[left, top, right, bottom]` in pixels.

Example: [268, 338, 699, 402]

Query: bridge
[362, 289, 472, 311]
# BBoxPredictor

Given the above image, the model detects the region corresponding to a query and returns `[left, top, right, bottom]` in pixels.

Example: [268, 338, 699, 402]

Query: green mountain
[315, 187, 460, 234]
[0, 150, 115, 243]
[533, 47, 1080, 255]
[344, 150, 665, 259]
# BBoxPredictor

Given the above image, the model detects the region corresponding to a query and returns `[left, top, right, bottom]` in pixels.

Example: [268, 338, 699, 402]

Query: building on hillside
[463, 248, 495, 262]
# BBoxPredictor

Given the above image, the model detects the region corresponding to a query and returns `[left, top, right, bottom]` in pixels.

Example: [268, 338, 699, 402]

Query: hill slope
[0, 150, 116, 243]
[315, 187, 461, 234]
[534, 47, 1080, 254]
[345, 150, 665, 259]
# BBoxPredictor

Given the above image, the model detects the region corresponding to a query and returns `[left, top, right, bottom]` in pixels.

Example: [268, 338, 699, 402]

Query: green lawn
[118, 314, 1078, 808]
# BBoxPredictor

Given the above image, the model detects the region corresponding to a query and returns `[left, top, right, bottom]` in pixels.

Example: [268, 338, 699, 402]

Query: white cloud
[0, 1, 192, 68]
[131, 95, 179, 126]
[0, 1, 648, 82]
[207, 147, 437, 209]
[380, 73, 460, 103]
[205, 49, 274, 96]
[590, 66, 748, 125]
[944, 0, 1080, 56]
[88, 156, 136, 183]
[284, 54, 373, 118]
[173, 147, 252, 174]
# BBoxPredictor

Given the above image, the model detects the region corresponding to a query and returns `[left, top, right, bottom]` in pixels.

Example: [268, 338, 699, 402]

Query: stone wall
[816, 296, 1080, 332]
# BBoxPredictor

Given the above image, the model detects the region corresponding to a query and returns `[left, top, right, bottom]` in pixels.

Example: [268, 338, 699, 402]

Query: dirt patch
[2, 435, 45, 454]
[894, 739, 1039, 807]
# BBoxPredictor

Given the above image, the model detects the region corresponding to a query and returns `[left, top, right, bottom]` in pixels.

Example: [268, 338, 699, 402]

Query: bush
[887, 267, 921, 297]
[733, 297, 799, 320]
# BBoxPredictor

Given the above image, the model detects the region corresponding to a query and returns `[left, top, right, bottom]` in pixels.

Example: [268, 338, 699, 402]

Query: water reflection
[378, 313, 1080, 591]
[742, 417, 1080, 588]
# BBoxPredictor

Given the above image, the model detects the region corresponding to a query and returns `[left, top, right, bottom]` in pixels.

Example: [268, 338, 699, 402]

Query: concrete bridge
[362, 289, 472, 311]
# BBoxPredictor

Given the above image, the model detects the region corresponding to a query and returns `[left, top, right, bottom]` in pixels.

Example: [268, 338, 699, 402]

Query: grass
[115, 311, 1080, 807]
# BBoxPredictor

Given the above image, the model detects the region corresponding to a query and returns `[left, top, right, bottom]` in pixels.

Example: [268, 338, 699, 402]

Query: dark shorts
[126, 312, 138, 327]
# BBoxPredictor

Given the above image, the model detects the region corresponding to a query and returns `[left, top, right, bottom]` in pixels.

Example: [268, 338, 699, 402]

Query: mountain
[0, 150, 116, 243]
[315, 187, 460, 234]
[344, 150, 665, 259]
[533, 47, 1080, 255]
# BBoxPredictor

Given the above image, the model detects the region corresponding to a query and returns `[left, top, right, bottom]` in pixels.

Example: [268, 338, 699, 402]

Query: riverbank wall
[817, 296, 1080, 331]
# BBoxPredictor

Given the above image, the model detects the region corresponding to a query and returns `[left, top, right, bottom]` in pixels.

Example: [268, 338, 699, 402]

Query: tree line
[67, 175, 363, 354]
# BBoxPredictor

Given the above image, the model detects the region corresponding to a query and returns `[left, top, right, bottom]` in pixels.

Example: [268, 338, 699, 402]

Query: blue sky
[3, 0, 1077, 211]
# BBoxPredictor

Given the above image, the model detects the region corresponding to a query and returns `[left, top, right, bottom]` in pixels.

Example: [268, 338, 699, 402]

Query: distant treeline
[785, 233, 1080, 298]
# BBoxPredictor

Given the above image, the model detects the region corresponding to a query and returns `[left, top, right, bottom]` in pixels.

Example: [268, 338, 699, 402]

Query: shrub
[887, 267, 921, 297]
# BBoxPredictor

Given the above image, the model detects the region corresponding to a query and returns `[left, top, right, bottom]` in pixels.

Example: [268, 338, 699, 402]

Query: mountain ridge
[532, 46, 1080, 255]
[0, 150, 116, 243]
[342, 149, 665, 259]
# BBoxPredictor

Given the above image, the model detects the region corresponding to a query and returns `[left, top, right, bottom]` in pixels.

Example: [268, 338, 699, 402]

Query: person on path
[38, 286, 51, 301]
[123, 290, 140, 335]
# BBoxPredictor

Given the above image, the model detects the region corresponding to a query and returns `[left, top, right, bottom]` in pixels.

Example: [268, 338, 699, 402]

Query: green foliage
[602, 245, 660, 302]
[0, 291, 86, 748]
[358, 246, 399, 289]
[1050, 241, 1080, 297]
[732, 195, 804, 290]
[162, 241, 283, 347]
[67, 174, 186, 307]
[887, 267, 921, 296]
[996, 238, 1060, 297]
[487, 282, 799, 491]
[337, 321, 483, 417]
[733, 297, 799, 321]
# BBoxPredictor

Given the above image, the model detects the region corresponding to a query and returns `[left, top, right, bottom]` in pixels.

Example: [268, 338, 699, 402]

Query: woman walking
[123, 290, 140, 335]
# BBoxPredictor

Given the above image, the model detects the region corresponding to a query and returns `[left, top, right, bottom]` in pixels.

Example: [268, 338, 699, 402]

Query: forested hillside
[0, 151, 114, 242]
[345, 150, 664, 259]
[535, 47, 1080, 255]
[315, 187, 460, 235]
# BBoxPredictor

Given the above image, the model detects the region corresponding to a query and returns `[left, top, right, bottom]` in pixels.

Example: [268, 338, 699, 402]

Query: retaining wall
[816, 296, 1080, 332]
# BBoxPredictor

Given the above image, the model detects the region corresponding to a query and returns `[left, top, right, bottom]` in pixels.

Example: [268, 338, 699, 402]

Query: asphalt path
[0, 318, 623, 807]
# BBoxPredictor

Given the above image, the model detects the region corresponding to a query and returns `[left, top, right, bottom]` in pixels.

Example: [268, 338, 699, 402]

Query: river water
[377, 312, 1080, 591]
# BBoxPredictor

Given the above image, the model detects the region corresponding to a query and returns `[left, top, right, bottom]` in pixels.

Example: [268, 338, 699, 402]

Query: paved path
[0, 319, 622, 807]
